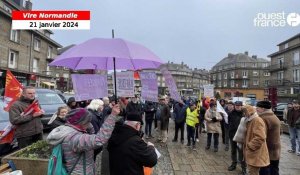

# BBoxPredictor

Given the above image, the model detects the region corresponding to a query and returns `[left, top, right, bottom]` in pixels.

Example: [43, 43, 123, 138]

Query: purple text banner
[71, 74, 108, 101]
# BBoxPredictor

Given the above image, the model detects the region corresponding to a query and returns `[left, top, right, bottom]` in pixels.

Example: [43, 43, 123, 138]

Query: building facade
[210, 52, 270, 101]
[0, 0, 62, 93]
[268, 33, 300, 102]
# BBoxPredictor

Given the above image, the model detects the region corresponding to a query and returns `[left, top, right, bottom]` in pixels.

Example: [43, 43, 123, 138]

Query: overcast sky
[32, 0, 300, 69]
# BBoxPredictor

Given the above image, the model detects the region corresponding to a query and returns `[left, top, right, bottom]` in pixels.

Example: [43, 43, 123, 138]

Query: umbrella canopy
[49, 38, 163, 70]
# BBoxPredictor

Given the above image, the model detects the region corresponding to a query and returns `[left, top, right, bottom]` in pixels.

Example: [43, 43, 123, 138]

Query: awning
[42, 81, 55, 87]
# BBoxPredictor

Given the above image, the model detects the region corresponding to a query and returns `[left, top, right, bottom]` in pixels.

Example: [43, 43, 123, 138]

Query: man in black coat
[107, 113, 157, 175]
[227, 101, 246, 174]
[172, 102, 188, 144]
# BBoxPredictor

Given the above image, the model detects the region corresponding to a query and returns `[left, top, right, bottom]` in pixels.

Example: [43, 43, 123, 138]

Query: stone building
[0, 0, 62, 93]
[268, 33, 300, 102]
[210, 52, 270, 101]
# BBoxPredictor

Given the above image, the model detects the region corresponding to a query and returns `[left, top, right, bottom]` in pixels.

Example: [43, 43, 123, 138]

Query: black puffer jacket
[228, 109, 244, 139]
[107, 123, 157, 175]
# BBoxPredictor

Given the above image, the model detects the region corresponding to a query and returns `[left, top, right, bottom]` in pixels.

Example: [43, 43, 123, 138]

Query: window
[218, 73, 222, 80]
[231, 71, 235, 78]
[47, 46, 53, 58]
[241, 62, 246, 67]
[278, 58, 284, 68]
[10, 30, 19, 42]
[46, 62, 51, 75]
[230, 80, 235, 87]
[8, 50, 17, 68]
[277, 71, 284, 80]
[253, 71, 258, 76]
[224, 73, 227, 79]
[223, 81, 227, 87]
[242, 71, 248, 78]
[264, 80, 269, 86]
[293, 69, 300, 82]
[213, 75, 216, 80]
[34, 38, 41, 51]
[284, 43, 288, 49]
[253, 80, 259, 85]
[253, 63, 257, 68]
[242, 80, 248, 87]
[293, 51, 300, 65]
[264, 72, 270, 76]
[218, 81, 222, 87]
[262, 63, 268, 68]
[33, 58, 39, 73]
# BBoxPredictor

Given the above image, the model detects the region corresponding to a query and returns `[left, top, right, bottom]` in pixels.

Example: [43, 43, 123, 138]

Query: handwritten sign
[140, 72, 158, 102]
[114, 71, 134, 97]
[203, 84, 215, 98]
[71, 74, 108, 101]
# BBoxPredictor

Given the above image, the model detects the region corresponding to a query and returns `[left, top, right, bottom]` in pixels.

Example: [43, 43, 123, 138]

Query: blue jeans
[288, 126, 300, 152]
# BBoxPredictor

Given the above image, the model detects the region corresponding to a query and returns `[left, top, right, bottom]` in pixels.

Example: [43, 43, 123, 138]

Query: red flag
[4, 70, 23, 111]
[22, 99, 41, 116]
[134, 71, 140, 80]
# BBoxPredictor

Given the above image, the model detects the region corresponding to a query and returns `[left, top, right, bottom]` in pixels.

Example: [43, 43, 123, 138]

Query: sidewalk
[96, 119, 300, 175]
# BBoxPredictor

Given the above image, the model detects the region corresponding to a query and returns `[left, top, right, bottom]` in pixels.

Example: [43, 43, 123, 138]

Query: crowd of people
[7, 85, 300, 175]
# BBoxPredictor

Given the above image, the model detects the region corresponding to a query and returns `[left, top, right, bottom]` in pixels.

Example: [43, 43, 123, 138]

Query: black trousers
[186, 125, 195, 145]
[174, 122, 184, 141]
[230, 139, 246, 169]
[17, 133, 43, 149]
[145, 119, 154, 136]
[220, 120, 225, 144]
[195, 125, 199, 139]
[259, 160, 279, 175]
[207, 133, 219, 148]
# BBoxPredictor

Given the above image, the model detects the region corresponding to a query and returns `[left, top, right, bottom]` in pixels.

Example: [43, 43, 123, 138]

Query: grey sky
[32, 0, 300, 69]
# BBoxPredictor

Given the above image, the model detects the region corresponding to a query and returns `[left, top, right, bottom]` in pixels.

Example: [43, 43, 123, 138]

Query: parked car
[273, 103, 288, 121]
[35, 88, 66, 129]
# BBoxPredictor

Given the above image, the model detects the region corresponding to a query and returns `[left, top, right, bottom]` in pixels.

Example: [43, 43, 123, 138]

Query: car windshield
[0, 100, 9, 122]
[36, 92, 64, 105]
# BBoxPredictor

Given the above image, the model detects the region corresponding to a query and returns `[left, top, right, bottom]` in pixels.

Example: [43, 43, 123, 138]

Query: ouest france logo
[254, 12, 300, 27]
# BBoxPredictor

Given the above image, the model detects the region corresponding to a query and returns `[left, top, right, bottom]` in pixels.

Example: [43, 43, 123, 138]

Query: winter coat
[9, 96, 43, 138]
[287, 108, 300, 127]
[258, 110, 281, 160]
[102, 105, 111, 118]
[160, 104, 171, 130]
[144, 103, 156, 121]
[233, 117, 247, 143]
[244, 114, 270, 168]
[204, 109, 222, 134]
[107, 123, 157, 175]
[126, 102, 143, 117]
[228, 110, 244, 139]
[46, 114, 119, 175]
[173, 103, 187, 124]
[89, 109, 104, 133]
[51, 117, 66, 128]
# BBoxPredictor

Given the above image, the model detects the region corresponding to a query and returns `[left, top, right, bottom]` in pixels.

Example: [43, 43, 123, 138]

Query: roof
[277, 33, 300, 46]
[213, 53, 269, 68]
[268, 43, 300, 57]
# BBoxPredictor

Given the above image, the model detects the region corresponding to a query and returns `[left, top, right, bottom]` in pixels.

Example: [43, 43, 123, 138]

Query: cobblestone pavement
[96, 119, 300, 175]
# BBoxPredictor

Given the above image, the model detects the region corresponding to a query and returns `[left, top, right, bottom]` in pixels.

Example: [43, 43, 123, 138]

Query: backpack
[47, 144, 86, 175]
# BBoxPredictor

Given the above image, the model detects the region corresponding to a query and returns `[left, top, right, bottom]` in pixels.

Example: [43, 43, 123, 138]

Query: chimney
[228, 53, 234, 57]
[244, 51, 249, 56]
[25, 0, 32, 10]
[181, 61, 184, 65]
[252, 55, 257, 59]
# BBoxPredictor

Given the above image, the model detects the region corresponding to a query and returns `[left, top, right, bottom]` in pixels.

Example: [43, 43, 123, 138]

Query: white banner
[203, 84, 215, 98]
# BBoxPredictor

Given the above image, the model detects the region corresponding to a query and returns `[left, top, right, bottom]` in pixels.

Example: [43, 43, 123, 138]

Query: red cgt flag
[4, 70, 23, 111]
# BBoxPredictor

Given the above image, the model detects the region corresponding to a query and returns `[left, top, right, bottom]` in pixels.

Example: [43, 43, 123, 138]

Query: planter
[1, 141, 50, 175]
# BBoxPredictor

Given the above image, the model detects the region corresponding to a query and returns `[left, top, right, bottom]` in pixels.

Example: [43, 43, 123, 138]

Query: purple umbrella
[49, 38, 164, 100]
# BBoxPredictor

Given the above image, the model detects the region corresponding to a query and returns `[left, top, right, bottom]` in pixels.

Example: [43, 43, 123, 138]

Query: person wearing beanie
[107, 113, 158, 175]
[243, 105, 270, 175]
[286, 99, 300, 156]
[256, 101, 281, 175]
[67, 97, 78, 110]
[47, 105, 121, 175]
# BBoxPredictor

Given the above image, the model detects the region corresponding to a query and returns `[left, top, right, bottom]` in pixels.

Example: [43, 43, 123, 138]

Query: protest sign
[140, 72, 158, 102]
[203, 84, 215, 98]
[114, 71, 135, 97]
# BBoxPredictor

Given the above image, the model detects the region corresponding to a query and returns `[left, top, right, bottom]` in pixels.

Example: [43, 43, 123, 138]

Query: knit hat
[256, 101, 271, 109]
[67, 97, 75, 104]
[235, 101, 243, 106]
[242, 105, 256, 116]
[126, 113, 142, 123]
[66, 108, 92, 126]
